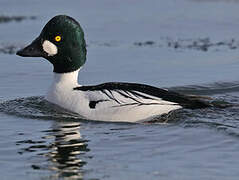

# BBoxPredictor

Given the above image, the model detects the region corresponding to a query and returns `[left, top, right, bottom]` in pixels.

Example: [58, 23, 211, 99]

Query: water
[1, 0, 239, 179]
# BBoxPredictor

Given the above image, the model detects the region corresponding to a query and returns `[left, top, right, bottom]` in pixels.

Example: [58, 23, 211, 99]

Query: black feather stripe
[102, 89, 121, 104]
[129, 90, 158, 100]
[115, 90, 142, 104]
[112, 102, 178, 108]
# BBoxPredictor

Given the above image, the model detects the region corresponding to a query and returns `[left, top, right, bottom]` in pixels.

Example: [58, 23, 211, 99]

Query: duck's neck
[52, 69, 80, 87]
[46, 69, 81, 104]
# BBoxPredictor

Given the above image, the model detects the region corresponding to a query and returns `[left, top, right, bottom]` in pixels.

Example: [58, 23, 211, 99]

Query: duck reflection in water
[17, 121, 90, 179]
[47, 121, 90, 179]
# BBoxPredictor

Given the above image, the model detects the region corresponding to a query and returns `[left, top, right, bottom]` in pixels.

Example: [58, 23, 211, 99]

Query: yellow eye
[55, 35, 61, 42]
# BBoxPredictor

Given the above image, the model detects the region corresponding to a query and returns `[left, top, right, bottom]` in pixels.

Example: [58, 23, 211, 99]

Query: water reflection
[17, 121, 90, 179]
[48, 122, 89, 179]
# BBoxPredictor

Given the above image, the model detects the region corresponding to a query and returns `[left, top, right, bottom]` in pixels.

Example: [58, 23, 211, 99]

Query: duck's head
[17, 15, 87, 73]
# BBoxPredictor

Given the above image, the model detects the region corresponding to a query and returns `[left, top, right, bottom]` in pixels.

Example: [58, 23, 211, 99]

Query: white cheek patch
[42, 40, 58, 56]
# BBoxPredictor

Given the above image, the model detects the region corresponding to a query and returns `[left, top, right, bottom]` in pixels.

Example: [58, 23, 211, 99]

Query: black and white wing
[72, 82, 211, 122]
[74, 82, 210, 109]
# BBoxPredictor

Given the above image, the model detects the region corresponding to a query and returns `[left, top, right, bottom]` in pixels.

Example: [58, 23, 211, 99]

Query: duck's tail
[185, 94, 234, 109]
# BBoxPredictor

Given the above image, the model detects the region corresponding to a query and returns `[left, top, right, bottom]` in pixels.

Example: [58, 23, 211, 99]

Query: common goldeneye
[16, 15, 210, 122]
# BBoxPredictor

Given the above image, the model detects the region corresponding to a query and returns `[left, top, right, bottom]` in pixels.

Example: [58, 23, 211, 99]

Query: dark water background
[1, 0, 239, 179]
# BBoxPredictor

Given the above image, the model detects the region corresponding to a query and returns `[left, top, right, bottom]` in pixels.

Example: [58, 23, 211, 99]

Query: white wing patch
[87, 89, 179, 108]
[42, 40, 58, 56]
[84, 89, 182, 122]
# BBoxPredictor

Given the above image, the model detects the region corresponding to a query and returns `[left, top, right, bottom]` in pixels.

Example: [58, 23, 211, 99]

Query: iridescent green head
[17, 15, 87, 73]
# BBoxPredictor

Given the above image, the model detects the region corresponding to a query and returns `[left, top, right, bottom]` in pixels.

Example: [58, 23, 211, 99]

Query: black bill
[16, 37, 45, 57]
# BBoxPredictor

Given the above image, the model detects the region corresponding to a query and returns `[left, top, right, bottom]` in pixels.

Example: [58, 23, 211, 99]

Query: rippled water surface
[1, 0, 239, 179]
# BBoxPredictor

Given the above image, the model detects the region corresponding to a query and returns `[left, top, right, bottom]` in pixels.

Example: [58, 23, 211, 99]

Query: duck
[16, 15, 211, 122]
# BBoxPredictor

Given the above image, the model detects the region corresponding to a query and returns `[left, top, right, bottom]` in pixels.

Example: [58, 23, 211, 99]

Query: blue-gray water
[1, 0, 239, 179]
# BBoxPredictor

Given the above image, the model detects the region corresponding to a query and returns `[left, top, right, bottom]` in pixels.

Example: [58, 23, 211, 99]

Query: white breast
[46, 70, 89, 117]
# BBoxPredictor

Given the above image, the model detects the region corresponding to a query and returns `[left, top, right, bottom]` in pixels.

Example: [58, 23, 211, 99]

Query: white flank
[42, 40, 58, 56]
